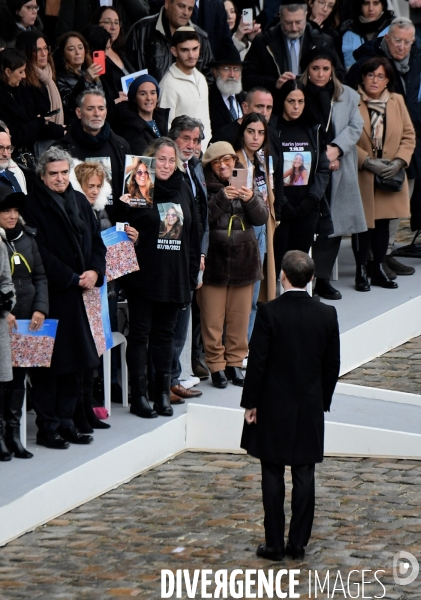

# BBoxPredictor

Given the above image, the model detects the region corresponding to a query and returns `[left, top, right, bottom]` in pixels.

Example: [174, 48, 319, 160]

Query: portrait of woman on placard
[128, 158, 152, 202]
[283, 152, 310, 186]
[158, 203, 183, 240]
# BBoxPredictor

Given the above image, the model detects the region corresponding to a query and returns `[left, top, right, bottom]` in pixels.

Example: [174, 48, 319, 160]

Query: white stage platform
[1, 240, 421, 546]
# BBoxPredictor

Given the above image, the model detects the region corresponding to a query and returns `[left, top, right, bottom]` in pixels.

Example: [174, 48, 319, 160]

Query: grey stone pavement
[1, 222, 421, 600]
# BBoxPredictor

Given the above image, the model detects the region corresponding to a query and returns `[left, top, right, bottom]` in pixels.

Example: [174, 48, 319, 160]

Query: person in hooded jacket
[0, 189, 48, 461]
[113, 74, 169, 156]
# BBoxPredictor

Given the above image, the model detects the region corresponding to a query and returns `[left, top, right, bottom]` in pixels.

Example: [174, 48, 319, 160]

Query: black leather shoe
[225, 366, 245, 387]
[371, 265, 398, 289]
[36, 433, 69, 449]
[286, 543, 305, 560]
[211, 370, 228, 389]
[256, 543, 285, 561]
[314, 278, 342, 300]
[58, 427, 93, 444]
[355, 265, 370, 292]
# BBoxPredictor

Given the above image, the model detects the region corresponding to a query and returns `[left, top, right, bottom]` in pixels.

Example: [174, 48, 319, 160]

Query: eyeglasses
[220, 66, 241, 73]
[36, 45, 50, 54]
[0, 145, 14, 153]
[365, 72, 387, 80]
[211, 155, 234, 168]
[99, 19, 121, 26]
[166, 213, 177, 218]
[23, 4, 39, 11]
[315, 0, 336, 9]
[136, 169, 149, 176]
[390, 36, 414, 47]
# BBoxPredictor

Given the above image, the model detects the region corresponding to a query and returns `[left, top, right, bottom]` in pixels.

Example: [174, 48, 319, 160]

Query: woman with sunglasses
[123, 159, 153, 205]
[199, 141, 268, 389]
[15, 30, 65, 149]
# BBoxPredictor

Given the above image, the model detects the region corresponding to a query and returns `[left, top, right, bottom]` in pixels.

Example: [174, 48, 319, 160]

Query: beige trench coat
[357, 93, 416, 229]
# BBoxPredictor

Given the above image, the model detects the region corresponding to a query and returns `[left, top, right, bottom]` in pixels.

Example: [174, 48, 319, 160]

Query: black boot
[130, 376, 157, 418]
[355, 265, 370, 292]
[73, 395, 94, 434]
[371, 264, 398, 289]
[154, 374, 173, 417]
[0, 387, 12, 461]
[314, 278, 342, 300]
[5, 390, 33, 458]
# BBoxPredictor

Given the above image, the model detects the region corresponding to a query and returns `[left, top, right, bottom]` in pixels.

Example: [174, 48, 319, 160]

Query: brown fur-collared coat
[357, 93, 416, 229]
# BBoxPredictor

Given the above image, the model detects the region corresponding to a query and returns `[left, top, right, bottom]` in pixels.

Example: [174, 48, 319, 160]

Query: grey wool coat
[329, 85, 367, 237]
[0, 237, 15, 382]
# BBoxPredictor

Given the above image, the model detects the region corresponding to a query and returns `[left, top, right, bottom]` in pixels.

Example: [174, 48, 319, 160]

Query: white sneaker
[180, 376, 201, 389]
[242, 356, 248, 369]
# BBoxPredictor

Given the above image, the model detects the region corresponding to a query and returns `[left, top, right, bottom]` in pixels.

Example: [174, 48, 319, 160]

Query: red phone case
[93, 51, 106, 75]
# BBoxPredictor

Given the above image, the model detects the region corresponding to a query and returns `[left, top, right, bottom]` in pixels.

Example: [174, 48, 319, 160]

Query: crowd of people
[0, 0, 420, 460]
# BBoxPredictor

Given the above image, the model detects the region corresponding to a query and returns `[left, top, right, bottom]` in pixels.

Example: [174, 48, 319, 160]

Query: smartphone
[44, 108, 61, 117]
[93, 50, 106, 75]
[242, 8, 253, 27]
[230, 169, 249, 191]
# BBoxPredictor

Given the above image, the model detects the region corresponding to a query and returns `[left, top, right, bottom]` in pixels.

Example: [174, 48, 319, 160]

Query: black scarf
[5, 222, 24, 241]
[71, 119, 112, 149]
[305, 80, 335, 145]
[154, 168, 184, 198]
[352, 11, 392, 37]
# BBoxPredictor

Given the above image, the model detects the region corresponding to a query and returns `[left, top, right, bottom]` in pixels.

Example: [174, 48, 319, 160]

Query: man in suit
[0, 129, 22, 196]
[208, 44, 246, 136]
[241, 250, 340, 561]
[242, 0, 344, 115]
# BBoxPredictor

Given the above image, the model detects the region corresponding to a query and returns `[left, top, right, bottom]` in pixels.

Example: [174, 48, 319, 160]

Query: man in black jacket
[125, 0, 213, 83]
[242, 0, 344, 115]
[56, 89, 130, 223]
[208, 44, 246, 136]
[0, 129, 22, 195]
[346, 17, 420, 278]
[241, 250, 340, 561]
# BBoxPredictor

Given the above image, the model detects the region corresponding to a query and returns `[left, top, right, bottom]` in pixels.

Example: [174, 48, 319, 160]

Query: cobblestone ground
[1, 452, 420, 599]
[1, 221, 420, 600]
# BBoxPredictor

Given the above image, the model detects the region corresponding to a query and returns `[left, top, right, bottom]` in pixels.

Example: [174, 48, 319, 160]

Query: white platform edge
[339, 294, 421, 375]
[336, 381, 421, 407]
[0, 416, 187, 548]
[2, 400, 421, 548]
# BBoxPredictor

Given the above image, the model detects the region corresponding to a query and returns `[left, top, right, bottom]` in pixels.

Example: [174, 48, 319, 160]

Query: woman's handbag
[375, 169, 405, 193]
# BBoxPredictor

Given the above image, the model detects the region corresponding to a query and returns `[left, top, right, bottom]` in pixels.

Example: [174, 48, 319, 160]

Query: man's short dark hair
[281, 250, 314, 288]
[171, 29, 200, 47]
[244, 87, 272, 104]
[168, 115, 205, 141]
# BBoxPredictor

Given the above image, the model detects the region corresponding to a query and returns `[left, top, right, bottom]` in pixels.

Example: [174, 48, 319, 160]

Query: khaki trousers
[197, 284, 254, 372]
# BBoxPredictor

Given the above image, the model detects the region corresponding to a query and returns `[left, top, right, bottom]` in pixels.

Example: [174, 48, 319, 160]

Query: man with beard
[56, 89, 130, 223]
[0, 128, 22, 197]
[208, 44, 246, 136]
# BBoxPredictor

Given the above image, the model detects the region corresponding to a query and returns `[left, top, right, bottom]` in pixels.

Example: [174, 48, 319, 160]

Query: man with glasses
[0, 128, 22, 197]
[208, 44, 246, 136]
[242, 0, 343, 116]
[347, 17, 421, 278]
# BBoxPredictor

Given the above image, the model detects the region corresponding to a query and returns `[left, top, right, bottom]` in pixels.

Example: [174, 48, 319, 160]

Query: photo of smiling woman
[158, 203, 183, 240]
[124, 157, 153, 204]
[283, 152, 310, 186]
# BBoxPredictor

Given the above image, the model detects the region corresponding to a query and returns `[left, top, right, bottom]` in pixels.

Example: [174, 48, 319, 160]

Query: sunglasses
[136, 169, 149, 176]
[211, 155, 234, 168]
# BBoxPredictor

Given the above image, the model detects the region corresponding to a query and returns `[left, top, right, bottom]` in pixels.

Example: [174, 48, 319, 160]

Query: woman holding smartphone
[199, 141, 268, 389]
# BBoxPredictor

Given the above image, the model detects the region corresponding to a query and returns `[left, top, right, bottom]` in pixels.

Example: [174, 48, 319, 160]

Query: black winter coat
[203, 162, 268, 287]
[0, 82, 62, 154]
[242, 23, 345, 115]
[346, 38, 421, 180]
[241, 291, 340, 465]
[55, 66, 99, 126]
[2, 224, 49, 320]
[22, 180, 106, 375]
[125, 8, 213, 83]
[113, 102, 169, 155]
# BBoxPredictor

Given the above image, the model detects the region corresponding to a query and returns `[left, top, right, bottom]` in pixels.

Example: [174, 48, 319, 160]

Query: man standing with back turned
[241, 250, 340, 561]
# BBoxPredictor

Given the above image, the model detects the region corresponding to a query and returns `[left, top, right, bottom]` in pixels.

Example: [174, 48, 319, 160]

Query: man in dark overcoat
[23, 147, 106, 449]
[241, 250, 340, 561]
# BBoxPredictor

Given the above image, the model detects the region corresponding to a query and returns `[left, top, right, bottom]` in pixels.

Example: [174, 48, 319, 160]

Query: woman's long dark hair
[90, 6, 125, 50]
[352, 0, 388, 20]
[234, 112, 271, 176]
[83, 25, 112, 53]
[56, 31, 92, 74]
[277, 79, 309, 121]
[15, 30, 56, 87]
[307, 0, 340, 29]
